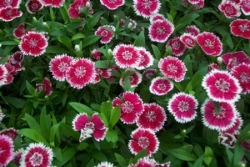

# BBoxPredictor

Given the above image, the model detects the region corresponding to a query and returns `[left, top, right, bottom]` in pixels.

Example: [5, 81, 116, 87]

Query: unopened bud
[75, 45, 80, 51]
[217, 57, 223, 64]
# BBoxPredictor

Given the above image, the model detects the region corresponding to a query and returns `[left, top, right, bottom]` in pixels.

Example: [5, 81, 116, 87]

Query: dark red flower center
[178, 101, 189, 112]
[215, 79, 230, 92]
[100, 30, 108, 37]
[156, 27, 166, 35]
[240, 72, 250, 83]
[121, 101, 134, 113]
[29, 39, 38, 48]
[224, 6, 235, 14]
[146, 111, 156, 121]
[74, 66, 86, 78]
[29, 152, 43, 166]
[122, 51, 133, 60]
[157, 83, 166, 90]
[171, 41, 181, 50]
[138, 136, 150, 149]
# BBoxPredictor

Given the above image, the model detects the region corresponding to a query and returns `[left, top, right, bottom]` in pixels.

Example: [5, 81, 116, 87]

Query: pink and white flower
[137, 103, 166, 132]
[186, 25, 200, 36]
[0, 7, 22, 22]
[113, 44, 140, 68]
[220, 116, 243, 135]
[168, 92, 198, 123]
[0, 65, 8, 86]
[240, 0, 250, 15]
[149, 77, 173, 96]
[119, 69, 142, 88]
[26, 0, 44, 14]
[133, 0, 161, 18]
[100, 0, 125, 10]
[128, 128, 159, 156]
[19, 31, 48, 57]
[166, 37, 186, 56]
[112, 92, 144, 124]
[120, 18, 137, 30]
[20, 143, 53, 167]
[66, 58, 96, 89]
[68, 0, 92, 19]
[230, 19, 250, 39]
[95, 25, 115, 44]
[0, 128, 18, 140]
[188, 0, 200, 4]
[91, 49, 102, 60]
[218, 1, 241, 18]
[202, 70, 242, 102]
[95, 162, 114, 167]
[180, 33, 196, 49]
[13, 148, 24, 166]
[219, 133, 237, 148]
[158, 56, 187, 82]
[9, 51, 24, 65]
[0, 135, 14, 166]
[0, 0, 21, 8]
[36, 77, 53, 96]
[42, 0, 65, 8]
[201, 99, 237, 131]
[13, 24, 25, 39]
[129, 157, 171, 167]
[196, 32, 223, 57]
[149, 13, 165, 23]
[135, 47, 154, 70]
[149, 19, 174, 43]
[208, 63, 220, 73]
[231, 63, 250, 94]
[72, 113, 108, 142]
[221, 51, 250, 70]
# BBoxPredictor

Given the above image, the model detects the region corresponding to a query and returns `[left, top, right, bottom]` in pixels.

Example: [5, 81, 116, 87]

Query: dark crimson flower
[201, 99, 237, 131]
[207, 63, 220, 73]
[26, 0, 44, 14]
[168, 92, 198, 123]
[13, 24, 25, 39]
[218, 1, 241, 18]
[196, 32, 223, 56]
[129, 157, 155, 167]
[120, 18, 137, 30]
[68, 0, 92, 19]
[66, 58, 96, 89]
[180, 33, 196, 49]
[242, 140, 250, 151]
[13, 148, 24, 166]
[0, 135, 14, 166]
[137, 103, 166, 132]
[158, 56, 187, 82]
[230, 0, 242, 4]
[149, 13, 165, 23]
[43, 0, 65, 8]
[72, 113, 108, 142]
[20, 143, 53, 167]
[149, 19, 174, 43]
[241, 0, 250, 15]
[135, 47, 154, 70]
[119, 69, 142, 88]
[95, 25, 115, 44]
[91, 49, 102, 60]
[149, 77, 173, 96]
[0, 7, 22, 22]
[0, 65, 8, 86]
[129, 128, 159, 156]
[219, 133, 237, 148]
[230, 19, 250, 39]
[113, 44, 140, 68]
[9, 51, 24, 65]
[231, 63, 250, 94]
[112, 92, 144, 124]
[202, 70, 242, 102]
[36, 77, 53, 96]
[221, 51, 250, 70]
[133, 0, 161, 18]
[100, 0, 125, 10]
[49, 54, 73, 81]
[19, 31, 48, 57]
[220, 116, 243, 135]
[96, 162, 114, 167]
[186, 25, 200, 36]
[166, 37, 186, 56]
[142, 69, 157, 79]
[0, 128, 18, 140]
[0, 0, 21, 8]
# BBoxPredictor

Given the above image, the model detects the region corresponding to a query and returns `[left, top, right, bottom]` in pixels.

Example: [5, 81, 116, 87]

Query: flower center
[171, 41, 181, 50]
[146, 111, 156, 121]
[157, 83, 166, 90]
[142, 0, 152, 8]
[215, 79, 230, 92]
[178, 101, 189, 112]
[29, 152, 43, 166]
[167, 64, 178, 73]
[108, 0, 117, 3]
[79, 122, 95, 142]
[157, 27, 166, 35]
[204, 39, 214, 48]
[29, 39, 38, 48]
[240, 72, 250, 83]
[100, 30, 108, 37]
[121, 101, 134, 113]
[74, 66, 86, 78]
[138, 137, 150, 149]
[184, 38, 193, 45]
[58, 62, 69, 72]
[224, 6, 235, 15]
[122, 51, 133, 60]
[213, 107, 226, 118]
[31, 2, 39, 10]
[239, 24, 249, 32]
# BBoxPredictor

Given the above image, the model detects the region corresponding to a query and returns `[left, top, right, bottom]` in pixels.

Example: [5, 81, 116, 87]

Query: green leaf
[82, 35, 100, 48]
[46, 46, 70, 54]
[50, 121, 62, 144]
[3, 96, 25, 108]
[151, 44, 161, 59]
[87, 12, 104, 29]
[59, 5, 70, 22]
[58, 36, 72, 50]
[131, 150, 147, 164]
[61, 147, 77, 165]
[26, 80, 36, 95]
[134, 31, 145, 47]
[24, 114, 43, 134]
[95, 60, 110, 68]
[225, 148, 234, 165]
[203, 146, 213, 166]
[106, 129, 118, 143]
[19, 129, 49, 145]
[100, 101, 112, 120]
[40, 106, 51, 140]
[109, 106, 121, 128]
[176, 12, 200, 31]
[115, 153, 127, 167]
[233, 144, 245, 166]
[168, 148, 197, 161]
[91, 151, 107, 161]
[193, 156, 203, 167]
[69, 102, 94, 115]
[71, 33, 85, 41]
[185, 67, 207, 92]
